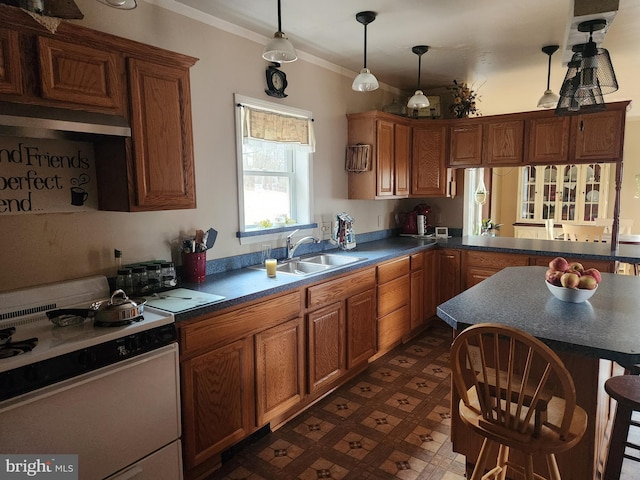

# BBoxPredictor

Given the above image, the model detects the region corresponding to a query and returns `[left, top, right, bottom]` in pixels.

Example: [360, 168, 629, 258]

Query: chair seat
[605, 375, 640, 411]
[459, 388, 588, 455]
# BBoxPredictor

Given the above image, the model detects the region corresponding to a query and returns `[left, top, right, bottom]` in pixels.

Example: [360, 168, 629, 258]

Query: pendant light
[407, 46, 430, 110]
[352, 11, 379, 92]
[536, 45, 559, 108]
[555, 19, 618, 116]
[262, 0, 297, 63]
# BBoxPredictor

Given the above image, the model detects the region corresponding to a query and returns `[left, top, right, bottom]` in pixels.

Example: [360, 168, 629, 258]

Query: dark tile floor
[207, 320, 638, 480]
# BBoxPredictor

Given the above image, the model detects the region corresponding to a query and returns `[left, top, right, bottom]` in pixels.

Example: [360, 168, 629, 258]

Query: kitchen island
[437, 266, 640, 479]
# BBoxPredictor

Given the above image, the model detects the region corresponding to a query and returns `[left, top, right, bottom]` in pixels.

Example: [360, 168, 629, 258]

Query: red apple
[578, 275, 598, 290]
[548, 257, 569, 272]
[560, 272, 580, 289]
[545, 269, 564, 286]
[567, 262, 584, 273]
[583, 268, 602, 284]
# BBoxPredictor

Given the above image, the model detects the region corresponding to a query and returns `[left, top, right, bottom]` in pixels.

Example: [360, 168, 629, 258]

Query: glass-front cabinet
[515, 163, 609, 237]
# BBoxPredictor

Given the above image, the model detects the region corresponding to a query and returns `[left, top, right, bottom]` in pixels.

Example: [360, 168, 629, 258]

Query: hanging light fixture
[537, 45, 559, 108]
[555, 19, 618, 115]
[352, 11, 379, 92]
[407, 46, 430, 110]
[262, 0, 297, 63]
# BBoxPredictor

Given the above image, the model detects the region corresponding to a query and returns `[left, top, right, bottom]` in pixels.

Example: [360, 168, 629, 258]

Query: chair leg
[496, 445, 509, 480]
[471, 438, 498, 480]
[604, 403, 633, 480]
[524, 455, 535, 480]
[546, 453, 561, 480]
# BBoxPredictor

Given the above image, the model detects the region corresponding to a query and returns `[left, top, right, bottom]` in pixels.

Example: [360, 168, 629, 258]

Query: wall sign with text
[0, 136, 97, 215]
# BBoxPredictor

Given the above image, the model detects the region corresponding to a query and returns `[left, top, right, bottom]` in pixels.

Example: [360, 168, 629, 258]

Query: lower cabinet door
[255, 317, 305, 426]
[181, 337, 254, 470]
[307, 302, 346, 394]
[346, 288, 376, 368]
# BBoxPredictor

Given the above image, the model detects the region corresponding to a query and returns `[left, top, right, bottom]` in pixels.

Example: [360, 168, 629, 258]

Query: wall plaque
[0, 136, 97, 215]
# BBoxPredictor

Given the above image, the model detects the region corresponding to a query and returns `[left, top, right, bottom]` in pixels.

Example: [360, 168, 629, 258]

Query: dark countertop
[173, 235, 640, 324]
[437, 265, 640, 366]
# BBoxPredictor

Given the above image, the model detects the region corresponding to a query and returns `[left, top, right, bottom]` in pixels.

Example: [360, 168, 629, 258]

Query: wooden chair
[595, 217, 634, 235]
[561, 224, 605, 242]
[450, 323, 588, 480]
[544, 219, 555, 240]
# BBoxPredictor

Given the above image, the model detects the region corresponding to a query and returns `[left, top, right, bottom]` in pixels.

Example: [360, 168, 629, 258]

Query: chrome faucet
[286, 229, 321, 259]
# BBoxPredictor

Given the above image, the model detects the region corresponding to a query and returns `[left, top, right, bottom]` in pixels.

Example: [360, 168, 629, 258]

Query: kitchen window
[234, 94, 315, 243]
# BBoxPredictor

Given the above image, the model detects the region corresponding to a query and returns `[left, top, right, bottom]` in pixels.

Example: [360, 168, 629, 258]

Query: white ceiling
[173, 0, 639, 95]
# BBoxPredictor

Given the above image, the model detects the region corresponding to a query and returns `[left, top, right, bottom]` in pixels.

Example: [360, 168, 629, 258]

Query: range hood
[0, 101, 131, 139]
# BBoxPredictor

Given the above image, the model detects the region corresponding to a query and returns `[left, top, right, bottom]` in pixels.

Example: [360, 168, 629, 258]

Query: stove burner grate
[0, 337, 38, 358]
[94, 315, 144, 328]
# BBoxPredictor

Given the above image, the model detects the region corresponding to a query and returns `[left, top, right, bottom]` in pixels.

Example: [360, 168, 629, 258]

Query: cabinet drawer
[180, 290, 302, 355]
[307, 268, 375, 308]
[465, 251, 529, 270]
[410, 252, 424, 271]
[378, 274, 410, 317]
[377, 256, 410, 283]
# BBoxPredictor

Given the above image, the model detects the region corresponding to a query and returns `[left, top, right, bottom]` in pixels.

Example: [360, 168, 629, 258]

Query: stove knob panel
[77, 349, 97, 368]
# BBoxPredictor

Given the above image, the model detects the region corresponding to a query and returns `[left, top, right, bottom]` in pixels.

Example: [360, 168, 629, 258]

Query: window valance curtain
[241, 106, 315, 152]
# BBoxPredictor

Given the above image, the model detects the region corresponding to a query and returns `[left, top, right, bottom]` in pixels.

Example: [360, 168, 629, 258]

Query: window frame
[234, 94, 316, 245]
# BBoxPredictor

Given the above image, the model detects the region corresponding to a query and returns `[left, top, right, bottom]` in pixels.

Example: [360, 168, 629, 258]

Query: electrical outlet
[320, 222, 332, 240]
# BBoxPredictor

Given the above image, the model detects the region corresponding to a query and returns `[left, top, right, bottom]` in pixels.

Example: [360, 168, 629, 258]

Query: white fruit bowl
[545, 281, 597, 303]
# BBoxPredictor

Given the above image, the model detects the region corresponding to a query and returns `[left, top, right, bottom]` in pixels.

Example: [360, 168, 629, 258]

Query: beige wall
[1, 0, 638, 292]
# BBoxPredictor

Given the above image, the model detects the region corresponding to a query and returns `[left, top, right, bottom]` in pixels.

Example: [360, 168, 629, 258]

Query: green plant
[258, 219, 273, 228]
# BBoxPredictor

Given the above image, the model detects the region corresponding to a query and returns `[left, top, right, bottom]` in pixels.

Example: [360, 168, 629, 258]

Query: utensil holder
[182, 252, 206, 283]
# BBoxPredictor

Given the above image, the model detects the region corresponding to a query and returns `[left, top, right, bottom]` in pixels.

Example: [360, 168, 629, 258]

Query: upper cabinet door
[411, 123, 448, 197]
[127, 58, 196, 210]
[376, 120, 395, 197]
[38, 37, 123, 113]
[570, 109, 625, 162]
[485, 119, 524, 165]
[0, 28, 23, 96]
[449, 122, 482, 166]
[394, 123, 411, 197]
[525, 116, 570, 164]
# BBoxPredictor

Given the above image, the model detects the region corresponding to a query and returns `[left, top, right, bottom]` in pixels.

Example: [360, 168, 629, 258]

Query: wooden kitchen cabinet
[0, 27, 22, 96]
[423, 250, 437, 320]
[570, 106, 626, 162]
[436, 249, 461, 305]
[462, 250, 529, 289]
[411, 122, 448, 197]
[255, 317, 305, 426]
[410, 252, 425, 332]
[347, 111, 411, 199]
[37, 37, 124, 114]
[179, 290, 302, 479]
[449, 121, 483, 167]
[525, 115, 570, 164]
[306, 267, 377, 393]
[377, 256, 410, 353]
[484, 119, 524, 165]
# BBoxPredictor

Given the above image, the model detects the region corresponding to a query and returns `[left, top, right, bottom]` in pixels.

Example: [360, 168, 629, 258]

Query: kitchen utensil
[204, 228, 218, 250]
[46, 289, 146, 325]
[151, 293, 193, 300]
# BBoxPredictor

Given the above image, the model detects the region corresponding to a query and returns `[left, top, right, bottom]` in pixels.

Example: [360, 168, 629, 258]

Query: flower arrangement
[449, 80, 481, 118]
[480, 219, 502, 236]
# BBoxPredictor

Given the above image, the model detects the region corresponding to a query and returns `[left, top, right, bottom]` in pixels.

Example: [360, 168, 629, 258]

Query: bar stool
[603, 375, 640, 480]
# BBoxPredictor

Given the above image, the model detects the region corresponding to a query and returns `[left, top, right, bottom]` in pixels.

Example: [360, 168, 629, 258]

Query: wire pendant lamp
[263, 0, 297, 63]
[555, 19, 618, 116]
[407, 46, 430, 110]
[352, 11, 379, 92]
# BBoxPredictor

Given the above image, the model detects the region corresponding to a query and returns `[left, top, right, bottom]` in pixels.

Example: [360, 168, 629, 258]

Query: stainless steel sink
[251, 253, 366, 276]
[301, 254, 366, 266]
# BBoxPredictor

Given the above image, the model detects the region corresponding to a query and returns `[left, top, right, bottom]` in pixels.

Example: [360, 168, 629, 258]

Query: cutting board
[144, 288, 225, 313]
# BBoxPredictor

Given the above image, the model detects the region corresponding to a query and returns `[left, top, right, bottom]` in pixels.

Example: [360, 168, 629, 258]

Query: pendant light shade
[97, 0, 136, 9]
[263, 0, 297, 63]
[352, 11, 379, 92]
[407, 46, 430, 110]
[537, 45, 559, 109]
[555, 19, 618, 116]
